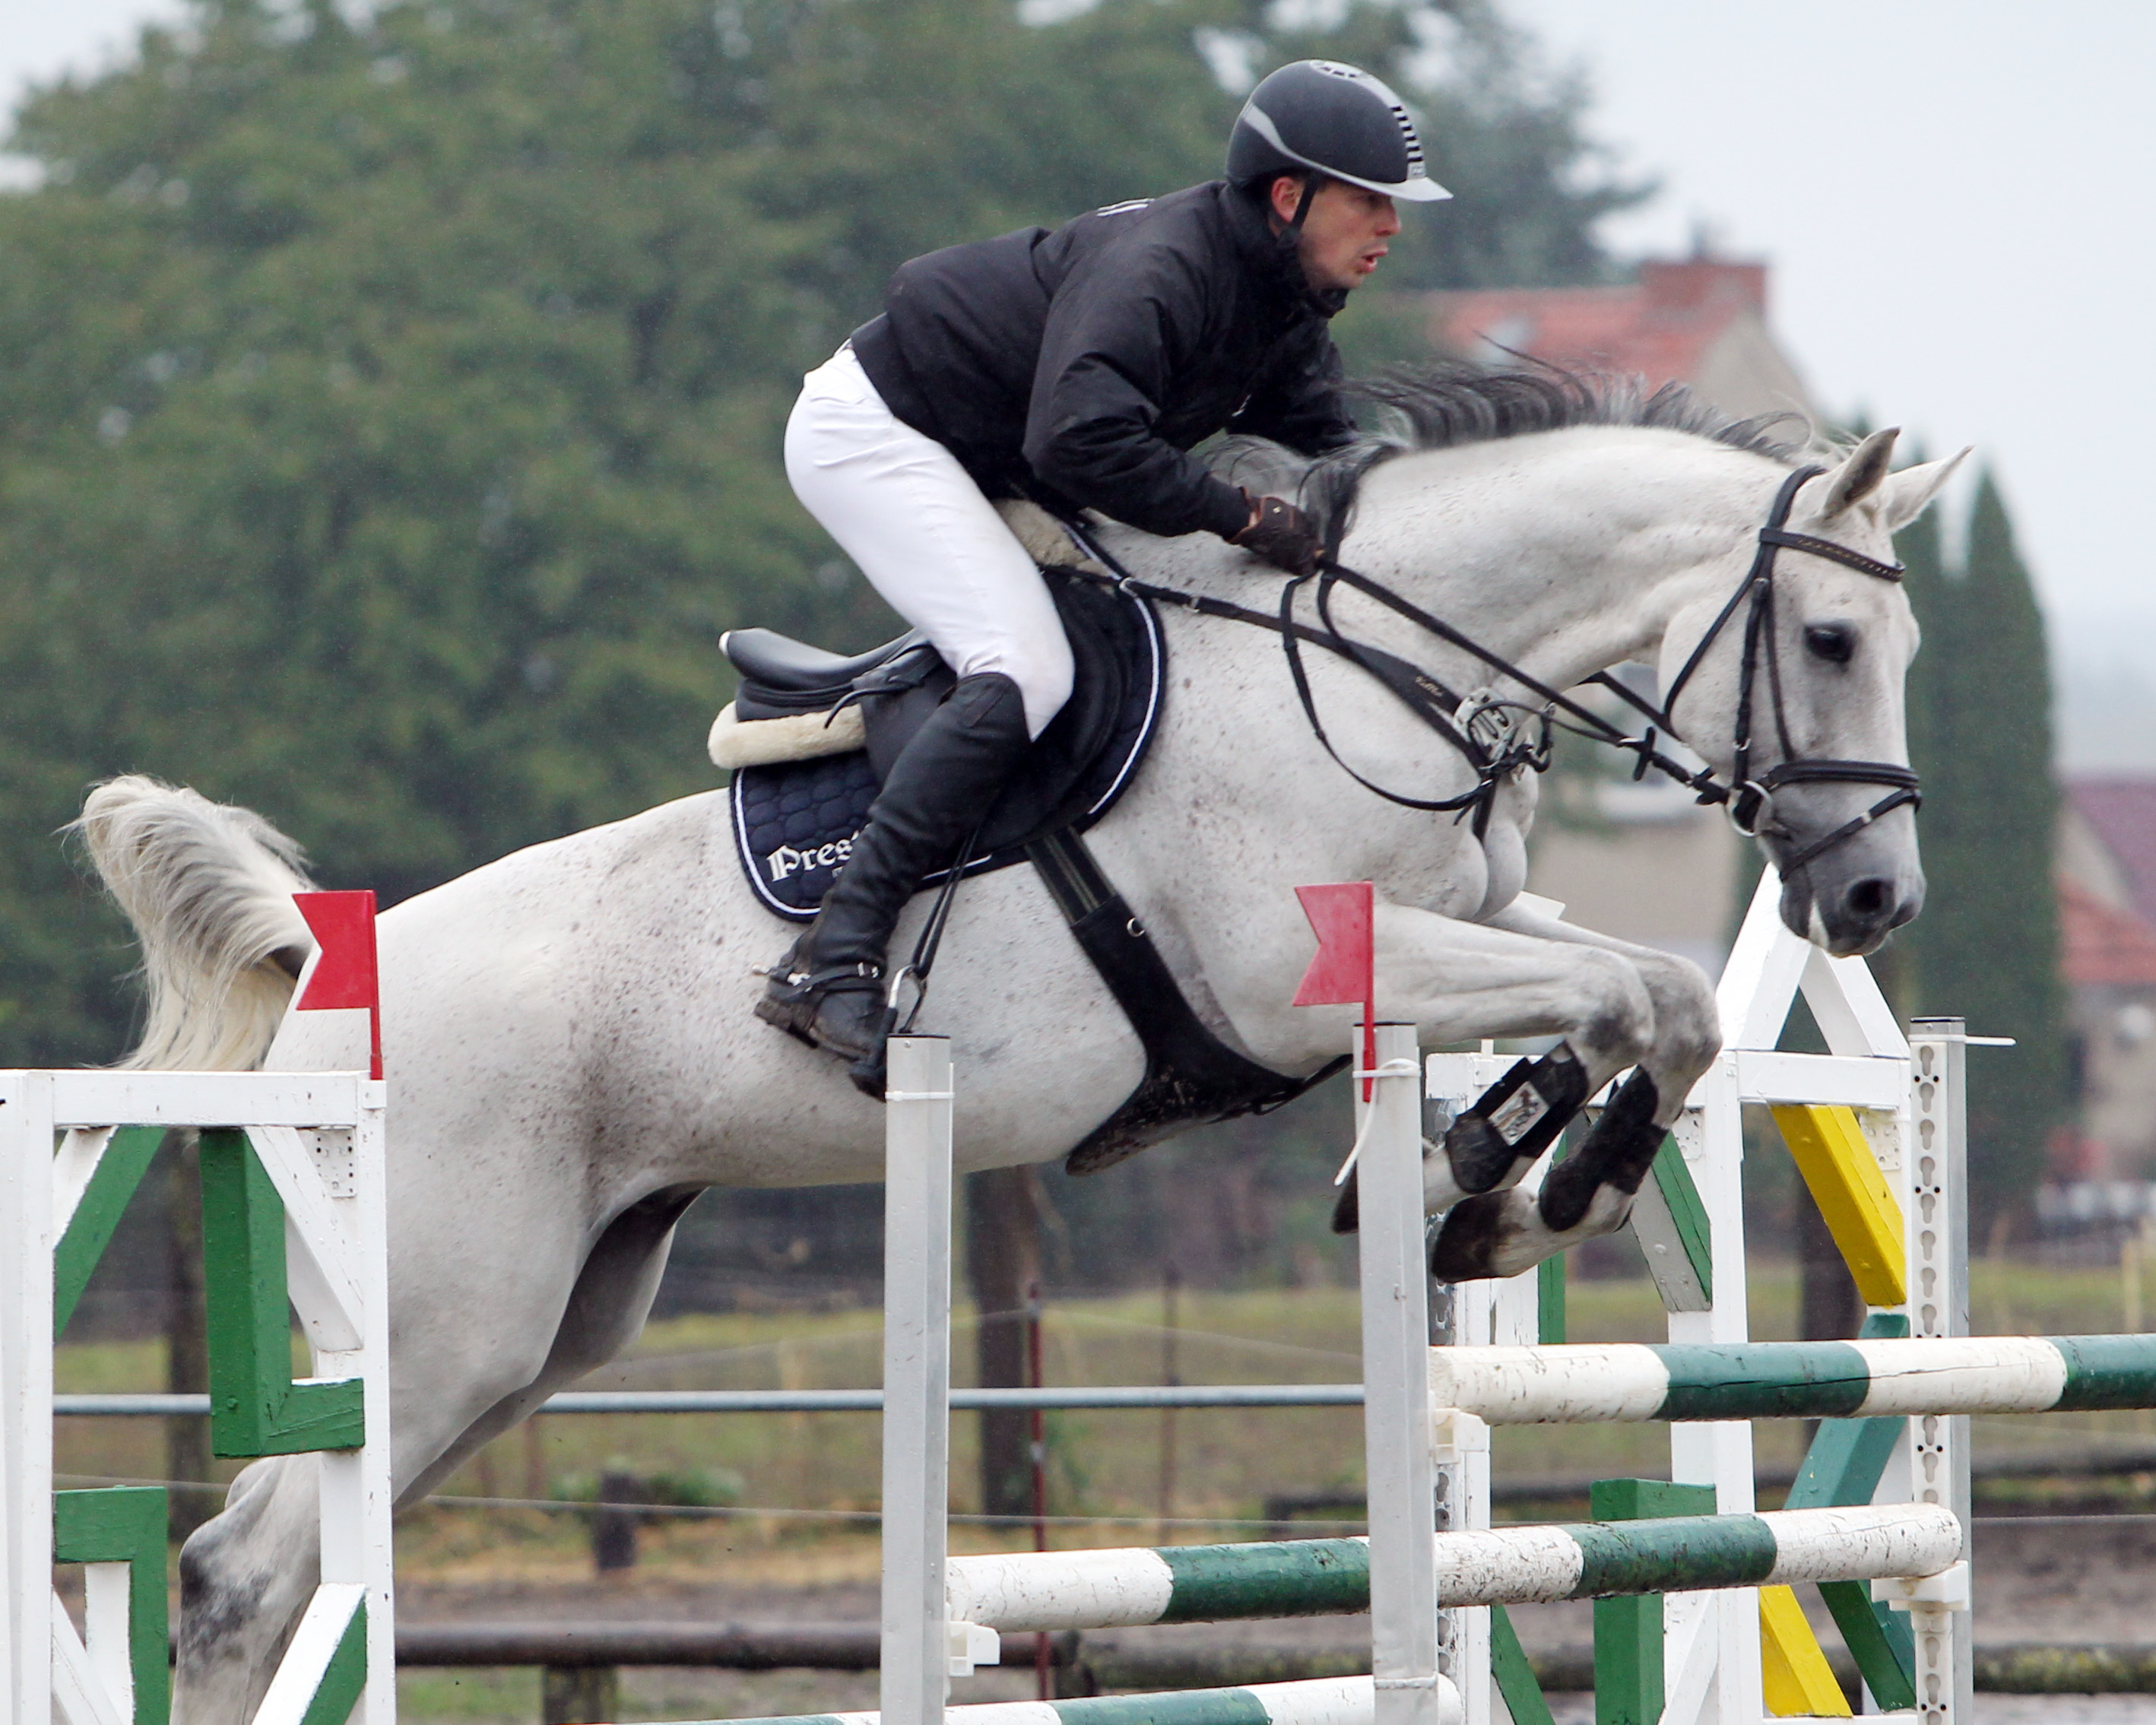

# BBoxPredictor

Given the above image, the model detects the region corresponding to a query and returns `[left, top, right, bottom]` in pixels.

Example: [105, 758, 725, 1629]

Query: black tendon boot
[1443, 1045, 1590, 1194]
[1535, 1067, 1664, 1233]
[756, 671, 1032, 1093]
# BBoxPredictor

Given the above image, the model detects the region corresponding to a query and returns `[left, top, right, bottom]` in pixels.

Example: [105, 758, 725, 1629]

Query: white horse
[75, 369, 1961, 1720]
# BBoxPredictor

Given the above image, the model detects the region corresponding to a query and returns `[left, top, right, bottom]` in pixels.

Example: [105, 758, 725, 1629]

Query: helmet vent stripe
[1390, 103, 1423, 170]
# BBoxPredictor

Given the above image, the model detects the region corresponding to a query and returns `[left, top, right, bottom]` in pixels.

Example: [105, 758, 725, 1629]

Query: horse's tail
[72, 775, 319, 1071]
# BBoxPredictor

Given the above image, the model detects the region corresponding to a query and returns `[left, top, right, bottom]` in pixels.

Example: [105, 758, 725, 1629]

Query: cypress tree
[1902, 474, 2067, 1218]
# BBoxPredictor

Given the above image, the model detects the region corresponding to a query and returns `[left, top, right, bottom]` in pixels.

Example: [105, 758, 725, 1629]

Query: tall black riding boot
[756, 671, 1032, 1093]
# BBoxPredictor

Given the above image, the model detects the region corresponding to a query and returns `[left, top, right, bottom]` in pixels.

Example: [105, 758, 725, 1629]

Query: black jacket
[851, 180, 1358, 543]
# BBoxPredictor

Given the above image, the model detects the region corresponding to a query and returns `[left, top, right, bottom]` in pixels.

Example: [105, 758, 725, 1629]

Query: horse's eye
[1805, 623, 1856, 665]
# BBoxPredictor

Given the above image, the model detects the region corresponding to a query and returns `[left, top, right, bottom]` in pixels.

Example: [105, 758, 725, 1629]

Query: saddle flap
[728, 569, 1163, 920]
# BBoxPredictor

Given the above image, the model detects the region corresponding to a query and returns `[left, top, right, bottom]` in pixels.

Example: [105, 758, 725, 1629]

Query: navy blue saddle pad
[731, 571, 1164, 921]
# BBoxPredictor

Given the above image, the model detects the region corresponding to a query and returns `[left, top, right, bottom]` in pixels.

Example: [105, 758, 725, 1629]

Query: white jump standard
[857, 974, 1982, 1725]
[2, 1067, 394, 1725]
[1416, 877, 1991, 1725]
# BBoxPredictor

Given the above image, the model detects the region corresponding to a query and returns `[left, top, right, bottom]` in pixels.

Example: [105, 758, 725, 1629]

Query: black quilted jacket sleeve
[1021, 233, 1257, 543]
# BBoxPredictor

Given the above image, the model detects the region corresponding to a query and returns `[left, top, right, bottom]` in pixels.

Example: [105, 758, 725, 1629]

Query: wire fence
[54, 1383, 1365, 1416]
[52, 1472, 1368, 1531]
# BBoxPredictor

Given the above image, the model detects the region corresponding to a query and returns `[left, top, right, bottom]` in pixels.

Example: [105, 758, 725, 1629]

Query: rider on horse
[758, 59, 1449, 1079]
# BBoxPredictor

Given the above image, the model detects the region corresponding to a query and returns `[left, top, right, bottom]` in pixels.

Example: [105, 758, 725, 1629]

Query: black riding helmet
[1227, 60, 1451, 205]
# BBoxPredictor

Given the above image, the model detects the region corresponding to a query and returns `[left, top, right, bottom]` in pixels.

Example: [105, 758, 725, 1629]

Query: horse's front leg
[1327, 899, 1718, 1277]
[1419, 899, 1722, 1279]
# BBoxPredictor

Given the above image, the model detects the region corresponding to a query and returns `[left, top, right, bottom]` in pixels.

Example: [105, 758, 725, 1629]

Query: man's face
[1270, 176, 1400, 294]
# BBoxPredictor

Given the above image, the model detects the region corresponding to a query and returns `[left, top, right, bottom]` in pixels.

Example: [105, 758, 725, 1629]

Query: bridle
[1647, 463, 1918, 871]
[1052, 461, 1919, 876]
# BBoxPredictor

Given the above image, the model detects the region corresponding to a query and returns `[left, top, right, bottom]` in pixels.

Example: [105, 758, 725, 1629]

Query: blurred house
[1416, 253, 1815, 973]
[2054, 778, 2156, 1179]
[1426, 257, 1809, 439]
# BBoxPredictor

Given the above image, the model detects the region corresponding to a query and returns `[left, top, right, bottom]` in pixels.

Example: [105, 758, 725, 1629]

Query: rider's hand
[1229, 490, 1324, 578]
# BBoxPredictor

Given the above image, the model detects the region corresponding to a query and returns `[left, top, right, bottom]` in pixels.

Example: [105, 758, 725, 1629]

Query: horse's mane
[1210, 360, 1808, 543]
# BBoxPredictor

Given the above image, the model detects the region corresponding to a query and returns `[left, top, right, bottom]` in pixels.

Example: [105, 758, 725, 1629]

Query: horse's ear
[1815, 426, 1901, 520]
[1877, 446, 1973, 533]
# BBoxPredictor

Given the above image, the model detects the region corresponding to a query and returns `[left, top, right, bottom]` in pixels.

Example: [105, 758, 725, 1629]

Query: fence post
[542, 1666, 620, 1723]
[0, 1071, 57, 1724]
[1906, 1019, 1972, 1725]
[882, 1035, 955, 1725]
[1359, 1022, 1444, 1725]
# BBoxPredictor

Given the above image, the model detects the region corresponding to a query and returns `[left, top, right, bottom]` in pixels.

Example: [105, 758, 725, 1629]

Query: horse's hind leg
[172, 1187, 700, 1722]
[173, 1457, 320, 1723]
[398, 1184, 703, 1501]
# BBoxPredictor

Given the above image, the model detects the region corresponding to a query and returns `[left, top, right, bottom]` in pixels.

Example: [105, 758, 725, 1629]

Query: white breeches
[784, 344, 1075, 740]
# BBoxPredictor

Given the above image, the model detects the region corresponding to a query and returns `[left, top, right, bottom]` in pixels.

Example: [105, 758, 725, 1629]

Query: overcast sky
[1503, 1, 2156, 764]
[7, 0, 2154, 758]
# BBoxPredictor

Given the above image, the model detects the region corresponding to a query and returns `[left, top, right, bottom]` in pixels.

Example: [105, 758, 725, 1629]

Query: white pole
[883, 1036, 955, 1725]
[1425, 1051, 1523, 1725]
[1679, 876, 1793, 1725]
[1, 1070, 56, 1725]
[1907, 1019, 1972, 1725]
[1358, 1023, 1443, 1725]
[354, 1078, 397, 1725]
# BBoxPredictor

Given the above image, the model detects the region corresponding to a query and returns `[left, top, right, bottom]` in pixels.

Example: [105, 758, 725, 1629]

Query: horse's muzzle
[1780, 850, 1926, 958]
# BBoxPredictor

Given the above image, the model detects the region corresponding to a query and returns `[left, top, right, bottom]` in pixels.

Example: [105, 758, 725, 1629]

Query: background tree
[6, 0, 1642, 1512]
[1893, 472, 2068, 1224]
[0, 0, 1637, 1064]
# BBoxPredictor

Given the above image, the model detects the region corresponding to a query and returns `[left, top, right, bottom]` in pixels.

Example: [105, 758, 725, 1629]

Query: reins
[1051, 463, 1919, 874]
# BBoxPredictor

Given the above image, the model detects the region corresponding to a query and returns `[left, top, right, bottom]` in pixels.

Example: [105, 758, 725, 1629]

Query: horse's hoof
[1427, 1197, 1507, 1281]
[1330, 1169, 1359, 1234]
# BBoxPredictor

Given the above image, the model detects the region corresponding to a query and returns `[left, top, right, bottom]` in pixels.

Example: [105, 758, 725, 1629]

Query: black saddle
[724, 628, 932, 713]
[728, 571, 1164, 921]
[721, 563, 1341, 1174]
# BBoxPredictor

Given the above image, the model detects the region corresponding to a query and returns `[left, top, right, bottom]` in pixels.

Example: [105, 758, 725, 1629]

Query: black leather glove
[1229, 490, 1324, 578]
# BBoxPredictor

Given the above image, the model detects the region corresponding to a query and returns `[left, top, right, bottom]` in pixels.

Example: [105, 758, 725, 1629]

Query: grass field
[53, 1257, 2156, 1584]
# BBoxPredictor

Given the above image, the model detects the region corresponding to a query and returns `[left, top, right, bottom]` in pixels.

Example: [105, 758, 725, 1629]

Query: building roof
[2060, 874, 2156, 987]
[1425, 259, 1771, 392]
[2067, 778, 2156, 928]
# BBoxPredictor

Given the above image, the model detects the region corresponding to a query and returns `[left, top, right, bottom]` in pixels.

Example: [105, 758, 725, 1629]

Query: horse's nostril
[1845, 877, 1893, 920]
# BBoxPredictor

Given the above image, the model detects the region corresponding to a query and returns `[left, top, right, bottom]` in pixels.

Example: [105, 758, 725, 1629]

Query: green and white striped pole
[941, 1505, 1960, 1634]
[706, 1674, 1431, 1725]
[1423, 1335, 2156, 1425]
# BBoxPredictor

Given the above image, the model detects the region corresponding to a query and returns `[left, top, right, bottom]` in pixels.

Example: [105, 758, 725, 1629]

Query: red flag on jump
[293, 890, 382, 1080]
[1292, 882, 1375, 1098]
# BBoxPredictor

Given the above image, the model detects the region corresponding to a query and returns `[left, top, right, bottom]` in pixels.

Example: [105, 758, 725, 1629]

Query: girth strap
[1026, 827, 1346, 1175]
